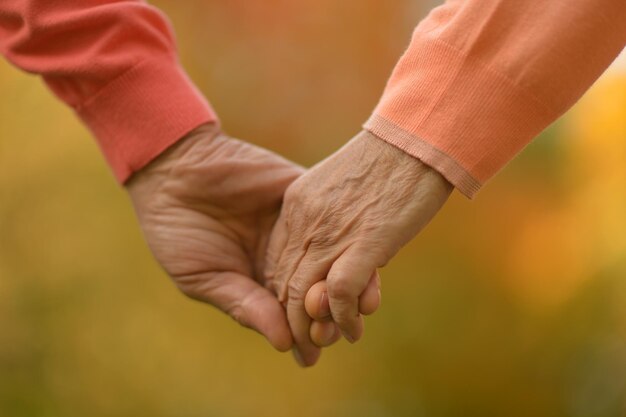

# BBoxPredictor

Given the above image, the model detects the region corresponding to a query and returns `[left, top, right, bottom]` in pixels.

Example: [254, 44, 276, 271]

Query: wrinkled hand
[265, 130, 452, 366]
[127, 124, 304, 351]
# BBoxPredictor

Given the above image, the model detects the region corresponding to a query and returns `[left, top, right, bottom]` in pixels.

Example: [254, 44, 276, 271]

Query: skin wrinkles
[128, 123, 449, 366]
[128, 124, 305, 352]
[266, 129, 452, 366]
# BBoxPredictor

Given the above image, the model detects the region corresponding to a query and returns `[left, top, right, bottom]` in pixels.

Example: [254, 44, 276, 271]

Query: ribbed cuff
[371, 35, 556, 197]
[76, 58, 218, 183]
[364, 114, 480, 198]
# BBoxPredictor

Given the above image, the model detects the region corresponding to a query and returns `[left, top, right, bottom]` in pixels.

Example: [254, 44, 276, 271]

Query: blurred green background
[1, 1, 625, 416]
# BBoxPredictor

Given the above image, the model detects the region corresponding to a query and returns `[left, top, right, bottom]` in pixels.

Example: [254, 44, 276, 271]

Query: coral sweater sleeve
[364, 0, 626, 198]
[0, 0, 217, 183]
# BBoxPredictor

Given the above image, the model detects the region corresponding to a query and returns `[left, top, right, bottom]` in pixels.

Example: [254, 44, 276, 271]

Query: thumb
[180, 271, 293, 352]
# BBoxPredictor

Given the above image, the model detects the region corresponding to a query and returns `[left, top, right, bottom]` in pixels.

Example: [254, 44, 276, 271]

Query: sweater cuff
[76, 58, 217, 183]
[367, 35, 556, 198]
[364, 114, 480, 198]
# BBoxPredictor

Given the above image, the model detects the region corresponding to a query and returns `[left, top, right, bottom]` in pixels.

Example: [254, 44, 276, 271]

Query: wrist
[358, 129, 453, 197]
[126, 122, 220, 199]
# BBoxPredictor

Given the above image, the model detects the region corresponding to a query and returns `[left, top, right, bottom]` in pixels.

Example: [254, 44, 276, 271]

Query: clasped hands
[127, 124, 452, 367]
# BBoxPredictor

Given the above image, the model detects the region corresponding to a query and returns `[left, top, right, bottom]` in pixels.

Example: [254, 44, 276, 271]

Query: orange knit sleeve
[0, 0, 217, 182]
[364, 0, 626, 197]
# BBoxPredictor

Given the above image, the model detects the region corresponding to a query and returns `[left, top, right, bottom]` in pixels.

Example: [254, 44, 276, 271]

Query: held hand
[127, 124, 303, 352]
[305, 278, 381, 348]
[265, 130, 452, 366]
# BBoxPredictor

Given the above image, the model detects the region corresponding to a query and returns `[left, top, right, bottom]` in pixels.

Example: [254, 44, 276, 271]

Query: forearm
[365, 0, 626, 198]
[0, 0, 217, 182]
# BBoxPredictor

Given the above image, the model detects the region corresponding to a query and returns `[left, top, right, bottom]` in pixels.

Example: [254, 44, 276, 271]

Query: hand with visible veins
[265, 130, 452, 366]
[127, 124, 306, 351]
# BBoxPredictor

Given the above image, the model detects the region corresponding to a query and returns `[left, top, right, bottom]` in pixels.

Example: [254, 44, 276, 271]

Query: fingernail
[292, 347, 306, 367]
[319, 291, 331, 318]
[342, 330, 356, 344]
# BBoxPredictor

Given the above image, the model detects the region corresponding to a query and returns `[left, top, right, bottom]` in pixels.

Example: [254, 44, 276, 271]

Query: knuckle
[309, 227, 340, 248]
[231, 289, 264, 329]
[332, 309, 356, 329]
[227, 304, 250, 329]
[287, 279, 306, 302]
[327, 278, 356, 301]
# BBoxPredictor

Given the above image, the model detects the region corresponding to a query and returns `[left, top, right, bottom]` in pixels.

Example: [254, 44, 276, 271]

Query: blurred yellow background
[1, 1, 625, 416]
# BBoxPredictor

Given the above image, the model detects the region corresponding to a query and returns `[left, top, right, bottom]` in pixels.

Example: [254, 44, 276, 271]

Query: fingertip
[293, 345, 321, 368]
[241, 288, 293, 352]
[310, 320, 340, 347]
[268, 331, 293, 352]
[292, 346, 306, 367]
[257, 318, 293, 353]
[305, 280, 331, 320]
[359, 271, 381, 316]
[339, 314, 364, 344]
